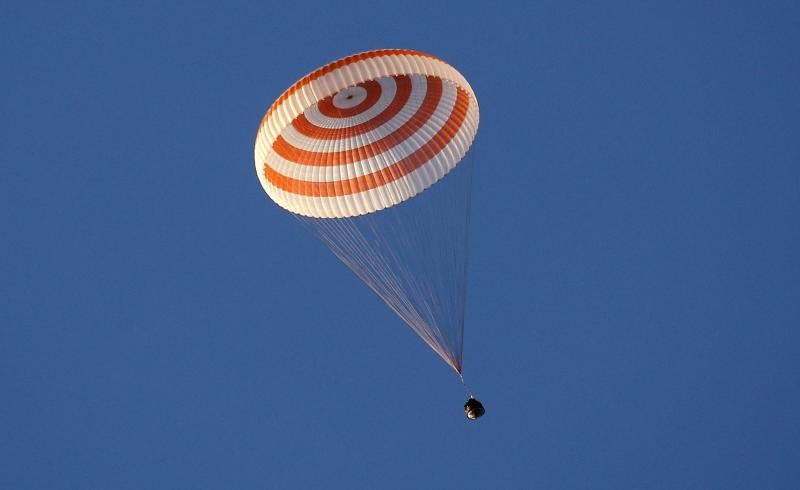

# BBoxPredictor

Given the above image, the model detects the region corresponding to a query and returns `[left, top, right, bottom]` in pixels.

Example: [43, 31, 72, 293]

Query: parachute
[255, 49, 482, 415]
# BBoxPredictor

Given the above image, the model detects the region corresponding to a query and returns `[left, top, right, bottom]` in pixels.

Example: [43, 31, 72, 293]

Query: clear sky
[2, 1, 799, 488]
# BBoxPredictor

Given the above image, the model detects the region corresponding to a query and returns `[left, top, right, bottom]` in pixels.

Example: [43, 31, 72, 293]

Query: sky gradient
[2, 1, 799, 488]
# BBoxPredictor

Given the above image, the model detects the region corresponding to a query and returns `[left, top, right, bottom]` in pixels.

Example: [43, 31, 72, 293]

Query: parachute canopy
[255, 49, 479, 375]
[255, 49, 480, 218]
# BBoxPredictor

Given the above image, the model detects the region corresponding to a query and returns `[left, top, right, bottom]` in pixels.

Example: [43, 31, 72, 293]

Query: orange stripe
[256, 49, 440, 136]
[263, 86, 470, 197]
[317, 80, 381, 118]
[292, 75, 413, 140]
[273, 76, 442, 166]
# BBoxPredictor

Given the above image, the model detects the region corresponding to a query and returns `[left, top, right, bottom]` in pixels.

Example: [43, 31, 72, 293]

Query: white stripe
[266, 81, 458, 182]
[303, 76, 394, 129]
[279, 75, 428, 153]
[257, 52, 476, 148]
[332, 86, 367, 109]
[303, 76, 395, 129]
[258, 97, 479, 218]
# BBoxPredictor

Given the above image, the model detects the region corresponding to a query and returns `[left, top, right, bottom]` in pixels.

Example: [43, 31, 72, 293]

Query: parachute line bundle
[297, 156, 474, 372]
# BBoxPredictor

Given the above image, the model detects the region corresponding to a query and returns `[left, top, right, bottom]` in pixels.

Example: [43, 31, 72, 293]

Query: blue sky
[2, 1, 799, 488]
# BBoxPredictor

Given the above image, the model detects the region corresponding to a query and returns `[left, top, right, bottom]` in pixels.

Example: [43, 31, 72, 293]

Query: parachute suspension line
[457, 149, 476, 366]
[459, 373, 475, 399]
[295, 156, 475, 374]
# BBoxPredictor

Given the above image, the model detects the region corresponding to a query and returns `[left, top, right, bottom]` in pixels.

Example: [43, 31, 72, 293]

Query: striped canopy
[255, 49, 480, 218]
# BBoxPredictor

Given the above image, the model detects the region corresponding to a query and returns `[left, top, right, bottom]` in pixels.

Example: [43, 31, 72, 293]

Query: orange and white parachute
[255, 49, 479, 218]
[255, 49, 479, 376]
